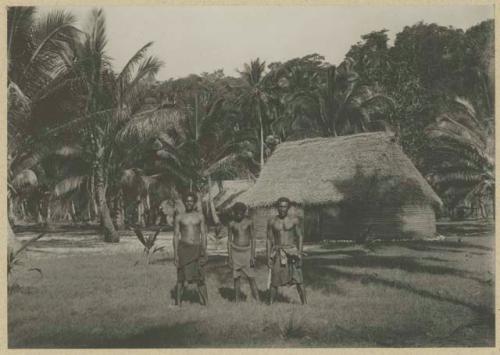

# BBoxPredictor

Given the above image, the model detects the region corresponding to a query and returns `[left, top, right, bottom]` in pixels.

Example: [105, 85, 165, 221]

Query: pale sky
[38, 5, 493, 80]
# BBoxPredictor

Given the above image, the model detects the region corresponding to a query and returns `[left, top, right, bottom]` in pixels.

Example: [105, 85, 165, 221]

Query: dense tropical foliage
[8, 7, 494, 243]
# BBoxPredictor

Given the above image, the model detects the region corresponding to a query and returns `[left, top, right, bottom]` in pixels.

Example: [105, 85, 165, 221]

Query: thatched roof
[205, 180, 253, 211]
[238, 132, 442, 208]
[205, 180, 252, 211]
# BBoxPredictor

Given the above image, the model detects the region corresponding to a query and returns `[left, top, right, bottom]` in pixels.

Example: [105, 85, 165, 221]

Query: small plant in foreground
[8, 233, 45, 276]
[134, 229, 164, 264]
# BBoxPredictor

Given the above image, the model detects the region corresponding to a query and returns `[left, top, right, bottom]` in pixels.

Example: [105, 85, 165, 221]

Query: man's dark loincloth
[230, 243, 256, 279]
[270, 246, 303, 287]
[177, 240, 206, 283]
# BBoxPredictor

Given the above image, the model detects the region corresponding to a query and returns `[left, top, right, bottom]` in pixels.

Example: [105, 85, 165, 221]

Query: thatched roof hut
[238, 132, 442, 241]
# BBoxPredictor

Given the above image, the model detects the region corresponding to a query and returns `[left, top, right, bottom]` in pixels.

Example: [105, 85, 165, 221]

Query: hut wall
[250, 202, 437, 241]
[311, 203, 436, 240]
[398, 204, 436, 239]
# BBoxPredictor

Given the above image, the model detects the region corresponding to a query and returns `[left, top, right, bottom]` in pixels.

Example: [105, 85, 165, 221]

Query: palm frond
[12, 169, 38, 191]
[85, 8, 107, 56]
[133, 229, 146, 246]
[53, 176, 87, 198]
[116, 42, 153, 86]
[202, 154, 238, 177]
[117, 108, 185, 143]
[25, 10, 77, 76]
[54, 145, 83, 157]
[12, 232, 45, 257]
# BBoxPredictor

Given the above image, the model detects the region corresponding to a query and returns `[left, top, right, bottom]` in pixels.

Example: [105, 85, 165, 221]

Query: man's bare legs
[176, 281, 184, 306]
[248, 277, 259, 301]
[197, 281, 209, 306]
[234, 277, 241, 302]
[297, 284, 307, 305]
[234, 276, 259, 302]
[269, 286, 278, 305]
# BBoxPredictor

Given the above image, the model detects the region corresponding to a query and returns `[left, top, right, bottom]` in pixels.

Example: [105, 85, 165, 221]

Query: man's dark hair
[276, 197, 291, 206]
[232, 202, 247, 215]
[183, 191, 198, 203]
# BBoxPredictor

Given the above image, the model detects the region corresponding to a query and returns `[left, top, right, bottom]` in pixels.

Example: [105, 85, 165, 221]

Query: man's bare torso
[178, 211, 203, 244]
[229, 218, 253, 247]
[269, 215, 299, 248]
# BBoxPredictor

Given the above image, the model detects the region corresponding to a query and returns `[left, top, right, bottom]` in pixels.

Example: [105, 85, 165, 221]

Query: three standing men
[173, 193, 306, 305]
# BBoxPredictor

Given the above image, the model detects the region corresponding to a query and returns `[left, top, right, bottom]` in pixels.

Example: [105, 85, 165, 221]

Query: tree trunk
[89, 173, 98, 223]
[19, 200, 26, 222]
[113, 191, 125, 230]
[8, 196, 18, 226]
[138, 199, 146, 227]
[257, 103, 265, 169]
[217, 180, 224, 194]
[37, 200, 44, 225]
[95, 163, 120, 243]
[208, 175, 220, 225]
[70, 200, 78, 224]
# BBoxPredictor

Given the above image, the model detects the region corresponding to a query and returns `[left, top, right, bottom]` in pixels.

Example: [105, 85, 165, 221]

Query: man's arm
[266, 218, 273, 268]
[250, 221, 256, 266]
[294, 217, 304, 257]
[227, 222, 233, 264]
[200, 213, 207, 254]
[173, 213, 181, 266]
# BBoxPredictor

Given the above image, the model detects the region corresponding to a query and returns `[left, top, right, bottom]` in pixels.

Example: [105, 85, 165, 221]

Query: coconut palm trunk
[89, 173, 98, 222]
[207, 175, 220, 225]
[95, 162, 119, 242]
[257, 103, 265, 168]
[113, 191, 125, 229]
[8, 196, 19, 225]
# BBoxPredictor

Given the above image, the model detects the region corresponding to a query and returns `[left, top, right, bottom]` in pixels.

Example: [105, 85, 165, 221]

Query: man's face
[184, 196, 195, 212]
[277, 201, 290, 218]
[234, 209, 245, 222]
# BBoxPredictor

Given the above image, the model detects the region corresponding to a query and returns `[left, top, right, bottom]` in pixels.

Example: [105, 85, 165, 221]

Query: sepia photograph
[6, 3, 495, 348]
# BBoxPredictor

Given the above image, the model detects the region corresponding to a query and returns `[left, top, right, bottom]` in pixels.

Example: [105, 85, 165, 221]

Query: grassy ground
[8, 221, 495, 348]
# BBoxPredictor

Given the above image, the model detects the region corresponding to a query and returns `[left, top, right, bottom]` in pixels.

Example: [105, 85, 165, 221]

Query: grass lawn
[8, 222, 495, 348]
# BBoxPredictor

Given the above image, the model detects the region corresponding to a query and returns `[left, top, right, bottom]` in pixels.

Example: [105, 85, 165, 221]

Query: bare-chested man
[173, 192, 208, 306]
[267, 197, 307, 305]
[228, 202, 259, 302]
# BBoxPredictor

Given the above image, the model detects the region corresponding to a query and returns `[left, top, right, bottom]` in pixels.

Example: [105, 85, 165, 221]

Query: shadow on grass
[304, 258, 493, 317]
[364, 240, 493, 253]
[437, 220, 494, 237]
[219, 286, 244, 302]
[111, 321, 202, 348]
[41, 321, 204, 348]
[306, 248, 490, 285]
[169, 286, 203, 305]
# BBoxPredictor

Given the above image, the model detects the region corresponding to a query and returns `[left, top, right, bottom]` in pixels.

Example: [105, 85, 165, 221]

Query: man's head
[232, 202, 247, 222]
[182, 192, 198, 212]
[276, 197, 291, 219]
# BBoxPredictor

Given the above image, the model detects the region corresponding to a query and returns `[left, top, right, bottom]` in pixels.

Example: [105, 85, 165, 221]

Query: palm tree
[285, 58, 394, 137]
[40, 8, 163, 242]
[7, 7, 79, 226]
[119, 81, 254, 225]
[237, 58, 273, 169]
[424, 97, 494, 218]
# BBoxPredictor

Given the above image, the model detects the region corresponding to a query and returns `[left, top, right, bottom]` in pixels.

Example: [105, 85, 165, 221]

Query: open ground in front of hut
[8, 221, 494, 348]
